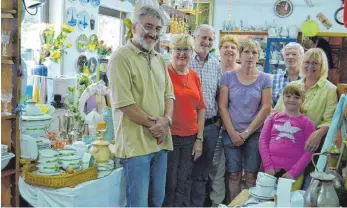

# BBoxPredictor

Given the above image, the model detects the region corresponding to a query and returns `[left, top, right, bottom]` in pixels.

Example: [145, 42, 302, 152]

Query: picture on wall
[80, 0, 90, 6]
[274, 0, 293, 18]
[66, 7, 78, 27]
[78, 10, 90, 31]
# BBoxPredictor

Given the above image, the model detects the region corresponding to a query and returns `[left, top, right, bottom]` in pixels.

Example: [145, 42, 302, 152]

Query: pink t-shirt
[259, 112, 315, 178]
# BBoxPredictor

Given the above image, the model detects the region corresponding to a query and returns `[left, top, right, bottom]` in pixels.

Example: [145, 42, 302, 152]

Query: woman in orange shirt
[163, 34, 206, 207]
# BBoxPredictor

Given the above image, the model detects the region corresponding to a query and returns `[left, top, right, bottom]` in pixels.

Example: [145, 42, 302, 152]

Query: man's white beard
[134, 35, 158, 51]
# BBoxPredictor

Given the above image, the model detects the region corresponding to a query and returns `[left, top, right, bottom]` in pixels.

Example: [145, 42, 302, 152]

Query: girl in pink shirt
[259, 84, 315, 182]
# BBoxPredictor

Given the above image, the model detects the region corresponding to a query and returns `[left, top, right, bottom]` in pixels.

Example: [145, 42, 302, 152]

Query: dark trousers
[190, 124, 220, 206]
[163, 135, 196, 207]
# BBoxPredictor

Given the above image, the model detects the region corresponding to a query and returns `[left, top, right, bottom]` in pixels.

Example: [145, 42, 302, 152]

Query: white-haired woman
[274, 48, 338, 189]
[163, 34, 206, 207]
[272, 42, 304, 107]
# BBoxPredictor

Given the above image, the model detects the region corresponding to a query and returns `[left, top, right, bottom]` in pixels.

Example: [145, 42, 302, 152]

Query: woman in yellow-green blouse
[274, 48, 338, 188]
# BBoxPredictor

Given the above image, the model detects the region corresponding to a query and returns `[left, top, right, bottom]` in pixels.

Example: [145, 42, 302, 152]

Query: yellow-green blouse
[274, 78, 338, 128]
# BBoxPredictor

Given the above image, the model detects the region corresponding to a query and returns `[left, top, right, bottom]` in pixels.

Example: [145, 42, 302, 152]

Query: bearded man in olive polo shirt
[107, 6, 175, 207]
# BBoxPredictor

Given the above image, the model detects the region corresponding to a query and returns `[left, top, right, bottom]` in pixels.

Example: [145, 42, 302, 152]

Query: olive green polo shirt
[107, 42, 174, 158]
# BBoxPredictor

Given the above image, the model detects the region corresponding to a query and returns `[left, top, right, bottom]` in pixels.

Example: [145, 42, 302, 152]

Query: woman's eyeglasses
[173, 47, 192, 54]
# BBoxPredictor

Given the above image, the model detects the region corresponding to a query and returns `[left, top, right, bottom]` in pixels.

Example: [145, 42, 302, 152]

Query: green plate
[77, 34, 88, 52]
[88, 34, 98, 52]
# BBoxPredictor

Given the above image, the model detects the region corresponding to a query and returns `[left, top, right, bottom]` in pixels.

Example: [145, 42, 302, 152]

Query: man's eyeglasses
[138, 23, 163, 37]
[173, 47, 192, 54]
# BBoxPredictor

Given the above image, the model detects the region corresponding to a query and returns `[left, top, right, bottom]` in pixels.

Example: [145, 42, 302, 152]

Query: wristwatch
[165, 116, 172, 126]
[196, 136, 204, 142]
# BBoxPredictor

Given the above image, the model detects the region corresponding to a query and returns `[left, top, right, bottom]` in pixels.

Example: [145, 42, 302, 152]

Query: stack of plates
[36, 138, 51, 150]
[1, 144, 8, 156]
[1, 144, 15, 170]
[96, 160, 114, 178]
[37, 149, 60, 175]
[59, 149, 82, 171]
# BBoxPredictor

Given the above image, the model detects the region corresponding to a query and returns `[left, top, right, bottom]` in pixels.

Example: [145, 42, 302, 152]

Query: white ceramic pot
[21, 114, 52, 137]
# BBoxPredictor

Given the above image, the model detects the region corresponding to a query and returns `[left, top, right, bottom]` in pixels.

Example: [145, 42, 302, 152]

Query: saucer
[36, 170, 62, 176]
[249, 187, 275, 200]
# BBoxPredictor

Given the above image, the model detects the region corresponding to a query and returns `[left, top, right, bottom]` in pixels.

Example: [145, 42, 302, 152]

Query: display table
[19, 167, 126, 207]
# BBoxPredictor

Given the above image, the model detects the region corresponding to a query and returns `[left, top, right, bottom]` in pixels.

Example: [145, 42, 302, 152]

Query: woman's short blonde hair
[300, 48, 329, 79]
[170, 34, 195, 50]
[239, 40, 261, 57]
[219, 35, 239, 50]
[282, 83, 306, 114]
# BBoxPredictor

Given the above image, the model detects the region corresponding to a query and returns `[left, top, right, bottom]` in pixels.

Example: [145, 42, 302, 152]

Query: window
[21, 3, 47, 62]
[98, 7, 126, 51]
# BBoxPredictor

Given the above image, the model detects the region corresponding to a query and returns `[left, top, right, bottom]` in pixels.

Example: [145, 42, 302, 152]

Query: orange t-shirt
[168, 65, 206, 136]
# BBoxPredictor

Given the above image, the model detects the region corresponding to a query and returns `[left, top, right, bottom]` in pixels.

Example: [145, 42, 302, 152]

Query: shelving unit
[1, 0, 22, 207]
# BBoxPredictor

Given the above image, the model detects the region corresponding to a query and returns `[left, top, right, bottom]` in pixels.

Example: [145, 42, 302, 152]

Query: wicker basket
[23, 165, 98, 188]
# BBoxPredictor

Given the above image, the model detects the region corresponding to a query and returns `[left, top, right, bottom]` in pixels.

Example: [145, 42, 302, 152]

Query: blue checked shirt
[190, 52, 221, 119]
[272, 70, 300, 107]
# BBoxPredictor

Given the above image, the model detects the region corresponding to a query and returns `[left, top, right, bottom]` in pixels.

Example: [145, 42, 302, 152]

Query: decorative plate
[88, 57, 98, 73]
[91, 0, 100, 7]
[68, 0, 77, 2]
[77, 34, 88, 52]
[77, 10, 90, 31]
[77, 55, 88, 73]
[66, 7, 78, 27]
[80, 0, 90, 6]
[274, 0, 293, 18]
[88, 34, 98, 52]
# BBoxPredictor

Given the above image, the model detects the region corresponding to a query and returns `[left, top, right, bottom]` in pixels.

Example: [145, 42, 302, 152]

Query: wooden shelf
[1, 168, 16, 178]
[1, 9, 17, 14]
[1, 114, 16, 120]
[1, 57, 15, 65]
[1, 13, 15, 18]
[220, 31, 268, 36]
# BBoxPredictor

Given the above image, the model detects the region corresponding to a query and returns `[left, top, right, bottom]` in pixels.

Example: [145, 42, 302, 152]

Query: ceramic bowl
[38, 157, 59, 164]
[1, 152, 15, 170]
[39, 149, 59, 158]
[58, 149, 76, 157]
[60, 155, 81, 161]
[37, 163, 59, 173]
[61, 159, 81, 170]
[21, 117, 52, 137]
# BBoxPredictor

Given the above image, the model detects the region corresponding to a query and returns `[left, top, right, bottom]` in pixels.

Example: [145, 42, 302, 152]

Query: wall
[213, 0, 346, 49]
[49, 0, 134, 77]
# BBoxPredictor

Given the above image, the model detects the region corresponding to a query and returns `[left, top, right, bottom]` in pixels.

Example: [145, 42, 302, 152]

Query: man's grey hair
[133, 6, 164, 25]
[193, 24, 215, 38]
[281, 42, 305, 56]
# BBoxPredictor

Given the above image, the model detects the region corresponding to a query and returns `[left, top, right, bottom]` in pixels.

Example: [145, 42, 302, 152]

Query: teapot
[89, 131, 111, 163]
[304, 171, 340, 207]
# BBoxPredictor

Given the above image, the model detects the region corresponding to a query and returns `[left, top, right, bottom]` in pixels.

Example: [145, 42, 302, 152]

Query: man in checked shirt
[272, 42, 304, 107]
[189, 24, 222, 207]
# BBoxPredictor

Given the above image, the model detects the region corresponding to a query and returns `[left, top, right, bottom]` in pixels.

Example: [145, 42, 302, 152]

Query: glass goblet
[1, 89, 13, 116]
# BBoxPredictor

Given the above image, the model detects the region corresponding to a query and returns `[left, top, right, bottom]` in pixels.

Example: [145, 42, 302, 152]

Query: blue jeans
[191, 124, 220, 206]
[120, 150, 167, 207]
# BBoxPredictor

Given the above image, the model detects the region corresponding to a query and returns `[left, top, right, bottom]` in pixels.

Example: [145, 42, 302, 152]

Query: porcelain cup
[254, 180, 275, 196]
[257, 172, 277, 185]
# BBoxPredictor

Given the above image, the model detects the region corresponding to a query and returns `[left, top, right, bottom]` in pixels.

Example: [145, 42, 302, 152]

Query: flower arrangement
[96, 40, 112, 56]
[39, 24, 74, 64]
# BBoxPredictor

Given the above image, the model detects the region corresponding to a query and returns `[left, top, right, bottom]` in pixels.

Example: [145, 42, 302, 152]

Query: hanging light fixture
[22, 0, 46, 16]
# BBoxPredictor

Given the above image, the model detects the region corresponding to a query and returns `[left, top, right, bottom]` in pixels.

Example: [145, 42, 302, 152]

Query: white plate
[60, 155, 81, 161]
[39, 149, 59, 158]
[249, 187, 275, 200]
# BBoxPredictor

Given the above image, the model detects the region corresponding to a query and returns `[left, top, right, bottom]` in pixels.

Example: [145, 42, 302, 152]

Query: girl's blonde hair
[282, 83, 306, 114]
[300, 48, 329, 79]
[170, 33, 195, 50]
[219, 35, 239, 50]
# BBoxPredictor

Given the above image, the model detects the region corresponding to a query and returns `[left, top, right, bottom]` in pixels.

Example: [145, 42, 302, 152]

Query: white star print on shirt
[275, 120, 301, 143]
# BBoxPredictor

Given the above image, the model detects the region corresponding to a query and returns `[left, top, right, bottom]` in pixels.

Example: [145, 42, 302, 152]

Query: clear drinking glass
[1, 89, 13, 115]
